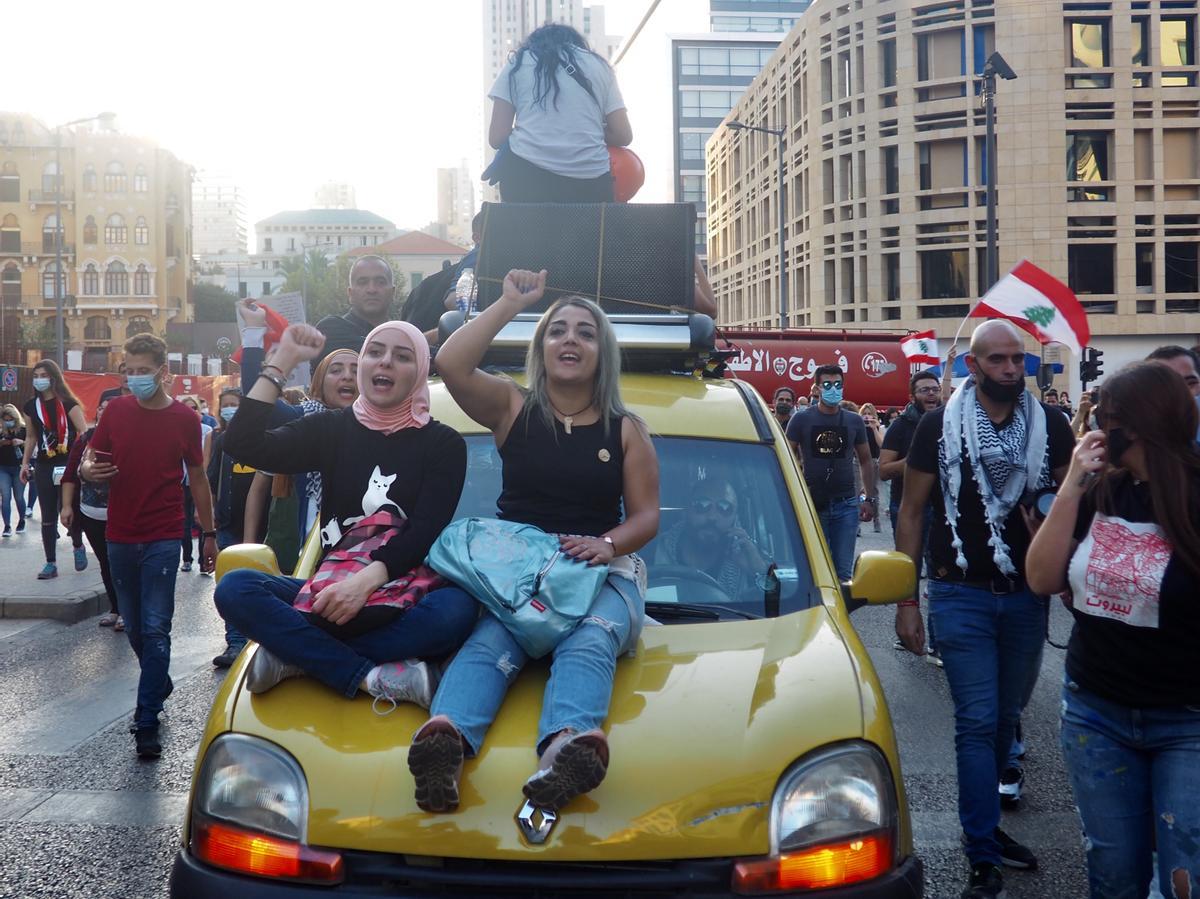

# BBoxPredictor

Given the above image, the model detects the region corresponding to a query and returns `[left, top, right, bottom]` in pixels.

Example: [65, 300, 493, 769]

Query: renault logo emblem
[516, 799, 558, 844]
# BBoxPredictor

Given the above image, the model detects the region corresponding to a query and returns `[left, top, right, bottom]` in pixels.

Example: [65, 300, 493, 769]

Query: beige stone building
[706, 0, 1200, 387]
[0, 113, 193, 370]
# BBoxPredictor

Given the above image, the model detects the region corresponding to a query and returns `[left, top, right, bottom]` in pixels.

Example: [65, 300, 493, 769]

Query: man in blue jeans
[895, 320, 1074, 899]
[786, 364, 874, 580]
[84, 334, 217, 760]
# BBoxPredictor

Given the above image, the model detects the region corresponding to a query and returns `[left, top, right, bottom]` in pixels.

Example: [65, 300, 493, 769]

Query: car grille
[340, 852, 735, 897]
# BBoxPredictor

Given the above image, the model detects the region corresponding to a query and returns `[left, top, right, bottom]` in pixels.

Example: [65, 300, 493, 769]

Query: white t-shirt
[489, 49, 624, 179]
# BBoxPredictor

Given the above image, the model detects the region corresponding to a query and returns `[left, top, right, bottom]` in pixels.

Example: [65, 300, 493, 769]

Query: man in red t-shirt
[84, 334, 217, 759]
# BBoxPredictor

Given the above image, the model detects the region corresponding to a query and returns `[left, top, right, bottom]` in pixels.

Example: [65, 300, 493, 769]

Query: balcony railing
[27, 188, 74, 204]
[0, 242, 75, 256]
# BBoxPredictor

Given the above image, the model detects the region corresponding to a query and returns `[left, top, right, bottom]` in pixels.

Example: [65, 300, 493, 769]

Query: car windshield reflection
[452, 436, 820, 621]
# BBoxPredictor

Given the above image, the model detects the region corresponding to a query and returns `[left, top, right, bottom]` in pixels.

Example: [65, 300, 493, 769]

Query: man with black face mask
[894, 320, 1075, 899]
[771, 386, 797, 429]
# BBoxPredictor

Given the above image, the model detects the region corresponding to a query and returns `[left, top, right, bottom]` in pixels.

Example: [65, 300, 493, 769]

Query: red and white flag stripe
[970, 260, 1090, 356]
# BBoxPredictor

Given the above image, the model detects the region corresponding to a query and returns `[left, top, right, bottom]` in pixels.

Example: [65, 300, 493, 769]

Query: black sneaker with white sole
[961, 862, 1005, 899]
[999, 766, 1024, 809]
[995, 827, 1037, 869]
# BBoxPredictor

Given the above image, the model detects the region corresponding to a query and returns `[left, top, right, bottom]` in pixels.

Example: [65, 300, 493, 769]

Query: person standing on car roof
[895, 320, 1075, 899]
[409, 269, 659, 815]
[785, 364, 875, 581]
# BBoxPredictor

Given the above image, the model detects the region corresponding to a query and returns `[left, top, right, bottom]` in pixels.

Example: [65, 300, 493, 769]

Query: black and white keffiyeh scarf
[938, 378, 1052, 575]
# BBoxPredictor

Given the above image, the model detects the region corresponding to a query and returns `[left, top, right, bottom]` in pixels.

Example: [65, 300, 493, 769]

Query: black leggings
[33, 459, 82, 564]
[78, 512, 118, 614]
[499, 151, 615, 204]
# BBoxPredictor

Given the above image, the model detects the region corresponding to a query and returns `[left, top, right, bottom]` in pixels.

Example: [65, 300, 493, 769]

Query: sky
[5, 0, 709, 244]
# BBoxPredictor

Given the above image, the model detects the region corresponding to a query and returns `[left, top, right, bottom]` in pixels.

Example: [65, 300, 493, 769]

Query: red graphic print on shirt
[1069, 514, 1171, 629]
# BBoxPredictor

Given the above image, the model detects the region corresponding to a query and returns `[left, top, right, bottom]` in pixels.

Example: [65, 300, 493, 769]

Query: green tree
[193, 282, 240, 323]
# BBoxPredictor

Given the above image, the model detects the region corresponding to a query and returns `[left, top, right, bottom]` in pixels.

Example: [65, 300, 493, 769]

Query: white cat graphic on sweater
[320, 465, 406, 547]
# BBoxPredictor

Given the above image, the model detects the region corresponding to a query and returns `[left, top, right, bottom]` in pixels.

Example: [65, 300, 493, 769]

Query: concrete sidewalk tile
[0, 788, 54, 821]
[0, 533, 111, 622]
[20, 789, 189, 828]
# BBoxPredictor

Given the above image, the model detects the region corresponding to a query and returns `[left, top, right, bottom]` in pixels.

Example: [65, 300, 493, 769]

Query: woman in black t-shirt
[20, 360, 87, 578]
[1027, 362, 1200, 898]
[410, 269, 659, 814]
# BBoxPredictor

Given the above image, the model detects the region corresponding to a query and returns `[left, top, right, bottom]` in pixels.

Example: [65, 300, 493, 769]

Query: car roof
[429, 372, 765, 442]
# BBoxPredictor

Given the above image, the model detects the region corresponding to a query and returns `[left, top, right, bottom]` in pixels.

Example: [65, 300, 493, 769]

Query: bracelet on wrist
[897, 599, 920, 608]
[203, 531, 217, 540]
[258, 371, 287, 394]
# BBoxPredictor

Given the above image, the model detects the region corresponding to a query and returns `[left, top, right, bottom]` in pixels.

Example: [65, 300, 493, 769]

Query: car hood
[231, 607, 865, 860]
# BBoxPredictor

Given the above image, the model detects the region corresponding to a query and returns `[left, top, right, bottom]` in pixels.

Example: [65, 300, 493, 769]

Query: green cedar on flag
[970, 260, 1090, 356]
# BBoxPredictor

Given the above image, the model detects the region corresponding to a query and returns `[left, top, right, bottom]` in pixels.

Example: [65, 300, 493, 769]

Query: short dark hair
[1147, 344, 1200, 369]
[471, 211, 484, 238]
[814, 364, 844, 382]
[773, 386, 796, 402]
[910, 369, 939, 394]
[348, 254, 394, 286]
[123, 333, 167, 366]
[1045, 388, 1059, 398]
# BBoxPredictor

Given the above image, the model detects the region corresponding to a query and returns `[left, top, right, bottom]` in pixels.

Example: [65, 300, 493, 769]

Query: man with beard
[315, 255, 396, 361]
[895, 320, 1074, 899]
[771, 386, 797, 430]
[654, 478, 769, 601]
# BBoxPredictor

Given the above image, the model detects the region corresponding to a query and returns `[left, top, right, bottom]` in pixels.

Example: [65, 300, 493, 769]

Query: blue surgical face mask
[219, 406, 238, 422]
[32, 377, 51, 393]
[126, 373, 159, 400]
[820, 383, 844, 406]
[2, 420, 13, 428]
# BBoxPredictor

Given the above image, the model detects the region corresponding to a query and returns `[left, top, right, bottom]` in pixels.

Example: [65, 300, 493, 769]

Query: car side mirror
[841, 551, 917, 613]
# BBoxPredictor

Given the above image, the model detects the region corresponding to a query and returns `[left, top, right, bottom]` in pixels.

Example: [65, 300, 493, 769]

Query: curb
[1, 589, 107, 623]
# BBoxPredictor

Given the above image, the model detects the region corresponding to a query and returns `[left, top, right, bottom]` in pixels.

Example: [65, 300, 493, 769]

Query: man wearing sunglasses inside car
[786, 364, 875, 580]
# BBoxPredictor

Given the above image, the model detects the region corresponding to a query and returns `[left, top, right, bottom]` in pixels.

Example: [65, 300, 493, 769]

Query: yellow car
[171, 324, 921, 898]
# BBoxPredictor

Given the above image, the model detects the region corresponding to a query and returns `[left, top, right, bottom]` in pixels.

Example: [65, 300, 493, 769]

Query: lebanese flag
[231, 304, 290, 365]
[900, 330, 940, 366]
[971, 260, 1090, 356]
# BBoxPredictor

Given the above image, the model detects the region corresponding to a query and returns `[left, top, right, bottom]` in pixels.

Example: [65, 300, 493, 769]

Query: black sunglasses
[691, 498, 736, 517]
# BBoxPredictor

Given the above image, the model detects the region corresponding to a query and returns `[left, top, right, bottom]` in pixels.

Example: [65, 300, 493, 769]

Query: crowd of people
[3, 20, 1197, 898]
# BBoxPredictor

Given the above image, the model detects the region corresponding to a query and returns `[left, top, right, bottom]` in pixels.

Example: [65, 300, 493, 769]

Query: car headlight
[733, 742, 898, 894]
[189, 734, 343, 885]
[195, 734, 308, 839]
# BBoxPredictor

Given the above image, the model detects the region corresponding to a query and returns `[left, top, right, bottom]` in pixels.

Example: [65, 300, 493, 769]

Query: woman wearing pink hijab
[213, 322, 478, 708]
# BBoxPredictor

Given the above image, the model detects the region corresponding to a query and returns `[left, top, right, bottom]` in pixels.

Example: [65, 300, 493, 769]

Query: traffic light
[1079, 347, 1104, 386]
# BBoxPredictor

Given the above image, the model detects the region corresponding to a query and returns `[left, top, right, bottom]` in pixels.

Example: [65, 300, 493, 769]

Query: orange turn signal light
[192, 816, 344, 885]
[732, 833, 892, 894]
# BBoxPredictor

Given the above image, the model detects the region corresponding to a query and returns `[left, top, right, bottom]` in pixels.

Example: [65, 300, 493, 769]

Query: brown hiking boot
[522, 729, 609, 811]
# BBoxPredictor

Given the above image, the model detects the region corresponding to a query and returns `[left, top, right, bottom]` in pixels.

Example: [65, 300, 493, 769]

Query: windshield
[452, 435, 821, 620]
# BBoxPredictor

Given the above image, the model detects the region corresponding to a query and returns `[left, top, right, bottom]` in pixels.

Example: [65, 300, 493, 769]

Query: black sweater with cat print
[224, 397, 466, 580]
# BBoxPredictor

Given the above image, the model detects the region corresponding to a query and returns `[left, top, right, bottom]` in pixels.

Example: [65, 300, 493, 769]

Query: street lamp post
[728, 120, 787, 331]
[981, 53, 1017, 291]
[53, 112, 114, 368]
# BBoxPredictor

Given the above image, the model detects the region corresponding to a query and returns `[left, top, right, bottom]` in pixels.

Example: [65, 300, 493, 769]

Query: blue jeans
[214, 569, 479, 698]
[817, 496, 860, 581]
[215, 529, 246, 649]
[431, 582, 640, 757]
[1060, 679, 1200, 899]
[928, 580, 1045, 866]
[0, 465, 24, 527]
[108, 539, 180, 731]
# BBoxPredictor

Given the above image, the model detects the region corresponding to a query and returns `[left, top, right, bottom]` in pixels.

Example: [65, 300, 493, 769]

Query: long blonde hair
[523, 296, 639, 438]
[0, 403, 24, 430]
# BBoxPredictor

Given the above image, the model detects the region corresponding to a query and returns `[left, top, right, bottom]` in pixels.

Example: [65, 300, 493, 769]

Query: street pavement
[0, 513, 110, 621]
[0, 523, 1088, 898]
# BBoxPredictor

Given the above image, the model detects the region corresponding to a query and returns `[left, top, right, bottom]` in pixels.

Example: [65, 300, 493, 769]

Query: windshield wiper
[645, 602, 762, 621]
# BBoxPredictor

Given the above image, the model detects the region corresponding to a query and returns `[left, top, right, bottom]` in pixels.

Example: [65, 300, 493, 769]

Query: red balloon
[608, 146, 645, 203]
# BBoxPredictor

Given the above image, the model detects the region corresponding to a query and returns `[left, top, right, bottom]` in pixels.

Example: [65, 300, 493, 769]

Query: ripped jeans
[430, 581, 640, 757]
[1060, 678, 1200, 899]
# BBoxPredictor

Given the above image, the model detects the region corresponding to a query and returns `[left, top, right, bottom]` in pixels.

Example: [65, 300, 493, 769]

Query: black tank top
[497, 403, 625, 536]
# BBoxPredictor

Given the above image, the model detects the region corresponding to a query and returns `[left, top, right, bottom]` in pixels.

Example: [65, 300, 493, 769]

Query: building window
[1136, 244, 1154, 291]
[85, 315, 111, 341]
[0, 162, 18, 202]
[133, 164, 148, 192]
[973, 25, 995, 76]
[82, 163, 96, 192]
[81, 263, 99, 295]
[680, 90, 743, 119]
[287, 237, 296, 251]
[125, 316, 152, 338]
[681, 174, 705, 203]
[880, 39, 897, 88]
[1068, 244, 1114, 294]
[42, 262, 62, 299]
[1166, 243, 1199, 293]
[883, 254, 900, 302]
[916, 29, 965, 81]
[680, 132, 707, 163]
[262, 281, 272, 295]
[105, 213, 127, 245]
[105, 261, 128, 296]
[1067, 132, 1111, 199]
[411, 272, 424, 289]
[919, 139, 967, 190]
[104, 161, 127, 193]
[1067, 20, 1110, 68]
[134, 216, 149, 245]
[920, 249, 969, 299]
[263, 238, 273, 252]
[133, 264, 150, 296]
[42, 161, 61, 194]
[0, 216, 18, 253]
[83, 215, 97, 245]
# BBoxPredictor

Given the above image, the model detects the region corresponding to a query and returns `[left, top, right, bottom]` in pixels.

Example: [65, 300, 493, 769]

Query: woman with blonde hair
[0, 403, 28, 536]
[410, 269, 659, 814]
